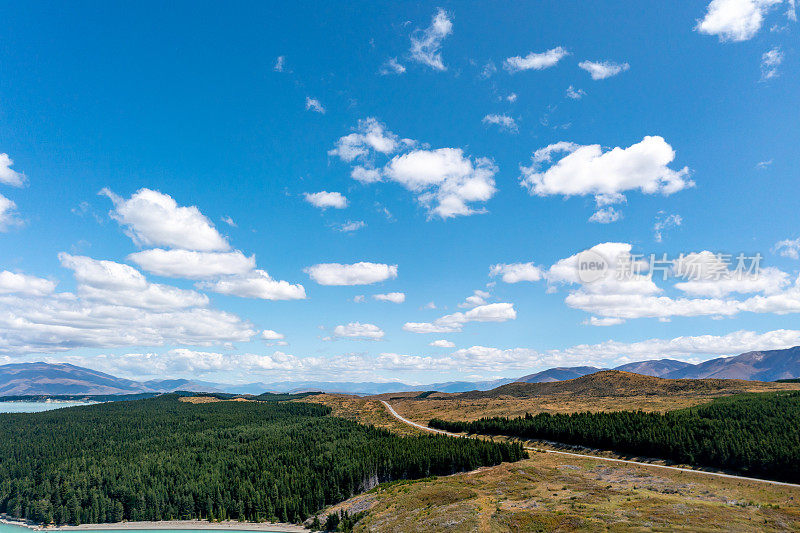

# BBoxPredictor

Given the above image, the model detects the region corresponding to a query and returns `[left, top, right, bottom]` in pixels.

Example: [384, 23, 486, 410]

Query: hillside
[457, 370, 793, 399]
[665, 346, 800, 381]
[517, 366, 602, 383]
[0, 363, 153, 396]
[613, 359, 691, 377]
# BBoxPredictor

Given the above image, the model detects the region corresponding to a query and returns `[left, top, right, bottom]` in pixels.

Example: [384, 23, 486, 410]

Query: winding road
[380, 400, 800, 489]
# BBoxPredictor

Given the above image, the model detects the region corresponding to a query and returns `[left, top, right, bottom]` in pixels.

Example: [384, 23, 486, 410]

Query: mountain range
[3, 346, 800, 396]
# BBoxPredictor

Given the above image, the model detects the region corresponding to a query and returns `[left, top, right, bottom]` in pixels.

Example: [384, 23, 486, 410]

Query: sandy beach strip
[1, 519, 308, 533]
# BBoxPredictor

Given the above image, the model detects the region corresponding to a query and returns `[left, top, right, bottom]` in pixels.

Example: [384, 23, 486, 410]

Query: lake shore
[0, 518, 309, 532]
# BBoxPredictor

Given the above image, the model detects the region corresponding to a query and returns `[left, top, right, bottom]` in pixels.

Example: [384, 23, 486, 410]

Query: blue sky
[0, 1, 799, 384]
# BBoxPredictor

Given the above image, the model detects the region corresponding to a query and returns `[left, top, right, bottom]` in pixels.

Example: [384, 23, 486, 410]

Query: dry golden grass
[177, 396, 253, 404]
[308, 375, 800, 532]
[383, 371, 800, 424]
[319, 450, 800, 532]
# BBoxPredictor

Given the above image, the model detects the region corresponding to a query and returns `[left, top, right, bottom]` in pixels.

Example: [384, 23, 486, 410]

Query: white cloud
[482, 114, 518, 133]
[127, 249, 255, 279]
[0, 260, 255, 355]
[333, 322, 385, 340]
[329, 117, 401, 162]
[261, 329, 285, 341]
[490, 262, 545, 283]
[520, 137, 693, 211]
[353, 295, 365, 303]
[760, 46, 783, 80]
[332, 119, 496, 219]
[304, 191, 348, 209]
[589, 207, 622, 224]
[696, 0, 781, 41]
[430, 339, 455, 348]
[274, 56, 285, 72]
[566, 85, 586, 99]
[403, 302, 516, 333]
[198, 269, 306, 300]
[59, 253, 209, 310]
[653, 213, 683, 242]
[0, 153, 26, 187]
[506, 93, 518, 103]
[101, 188, 230, 251]
[673, 252, 789, 297]
[351, 166, 383, 184]
[0, 194, 22, 231]
[578, 60, 630, 80]
[305, 97, 326, 114]
[373, 292, 405, 303]
[504, 47, 569, 73]
[304, 262, 398, 285]
[0, 271, 56, 296]
[335, 220, 366, 232]
[584, 316, 625, 326]
[459, 289, 490, 308]
[774, 238, 800, 259]
[222, 215, 236, 227]
[409, 8, 453, 70]
[380, 57, 406, 75]
[384, 148, 497, 219]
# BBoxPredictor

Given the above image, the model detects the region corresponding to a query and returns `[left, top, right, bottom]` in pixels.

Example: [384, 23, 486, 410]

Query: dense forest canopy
[0, 395, 525, 525]
[430, 391, 800, 482]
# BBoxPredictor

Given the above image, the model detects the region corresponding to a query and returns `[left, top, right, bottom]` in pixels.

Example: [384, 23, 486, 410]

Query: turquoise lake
[0, 401, 96, 413]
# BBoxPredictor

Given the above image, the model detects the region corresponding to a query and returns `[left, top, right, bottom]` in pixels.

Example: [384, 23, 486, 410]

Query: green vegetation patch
[0, 394, 525, 526]
[431, 391, 800, 482]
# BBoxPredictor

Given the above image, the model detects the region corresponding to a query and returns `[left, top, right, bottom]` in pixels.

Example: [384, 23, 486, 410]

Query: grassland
[380, 371, 800, 424]
[309, 372, 800, 531]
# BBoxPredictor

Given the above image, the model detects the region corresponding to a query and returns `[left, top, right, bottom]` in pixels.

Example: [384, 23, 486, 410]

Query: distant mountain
[0, 362, 153, 396]
[613, 359, 692, 377]
[517, 366, 603, 383]
[4, 346, 800, 397]
[664, 347, 800, 381]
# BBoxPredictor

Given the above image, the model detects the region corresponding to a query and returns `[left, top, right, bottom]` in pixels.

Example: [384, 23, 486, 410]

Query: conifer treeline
[0, 395, 526, 525]
[430, 391, 800, 482]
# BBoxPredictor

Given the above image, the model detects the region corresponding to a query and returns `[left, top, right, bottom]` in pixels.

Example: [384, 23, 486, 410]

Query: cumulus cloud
[0, 260, 255, 355]
[373, 292, 405, 303]
[589, 207, 622, 224]
[490, 262, 544, 283]
[304, 262, 398, 285]
[384, 148, 497, 218]
[332, 322, 385, 340]
[409, 8, 453, 70]
[458, 289, 490, 308]
[331, 119, 497, 219]
[0, 271, 56, 296]
[261, 329, 285, 341]
[542, 242, 800, 321]
[403, 302, 516, 333]
[429, 339, 455, 348]
[0, 194, 22, 231]
[274, 56, 285, 72]
[101, 188, 230, 251]
[197, 269, 306, 300]
[0, 153, 26, 187]
[329, 117, 401, 163]
[482, 114, 518, 133]
[305, 97, 326, 114]
[578, 60, 630, 80]
[504, 47, 569, 73]
[696, 0, 781, 41]
[520, 137, 693, 213]
[304, 191, 348, 209]
[128, 249, 256, 279]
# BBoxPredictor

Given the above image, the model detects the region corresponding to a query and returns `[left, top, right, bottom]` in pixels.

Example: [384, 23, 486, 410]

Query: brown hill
[455, 370, 799, 399]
